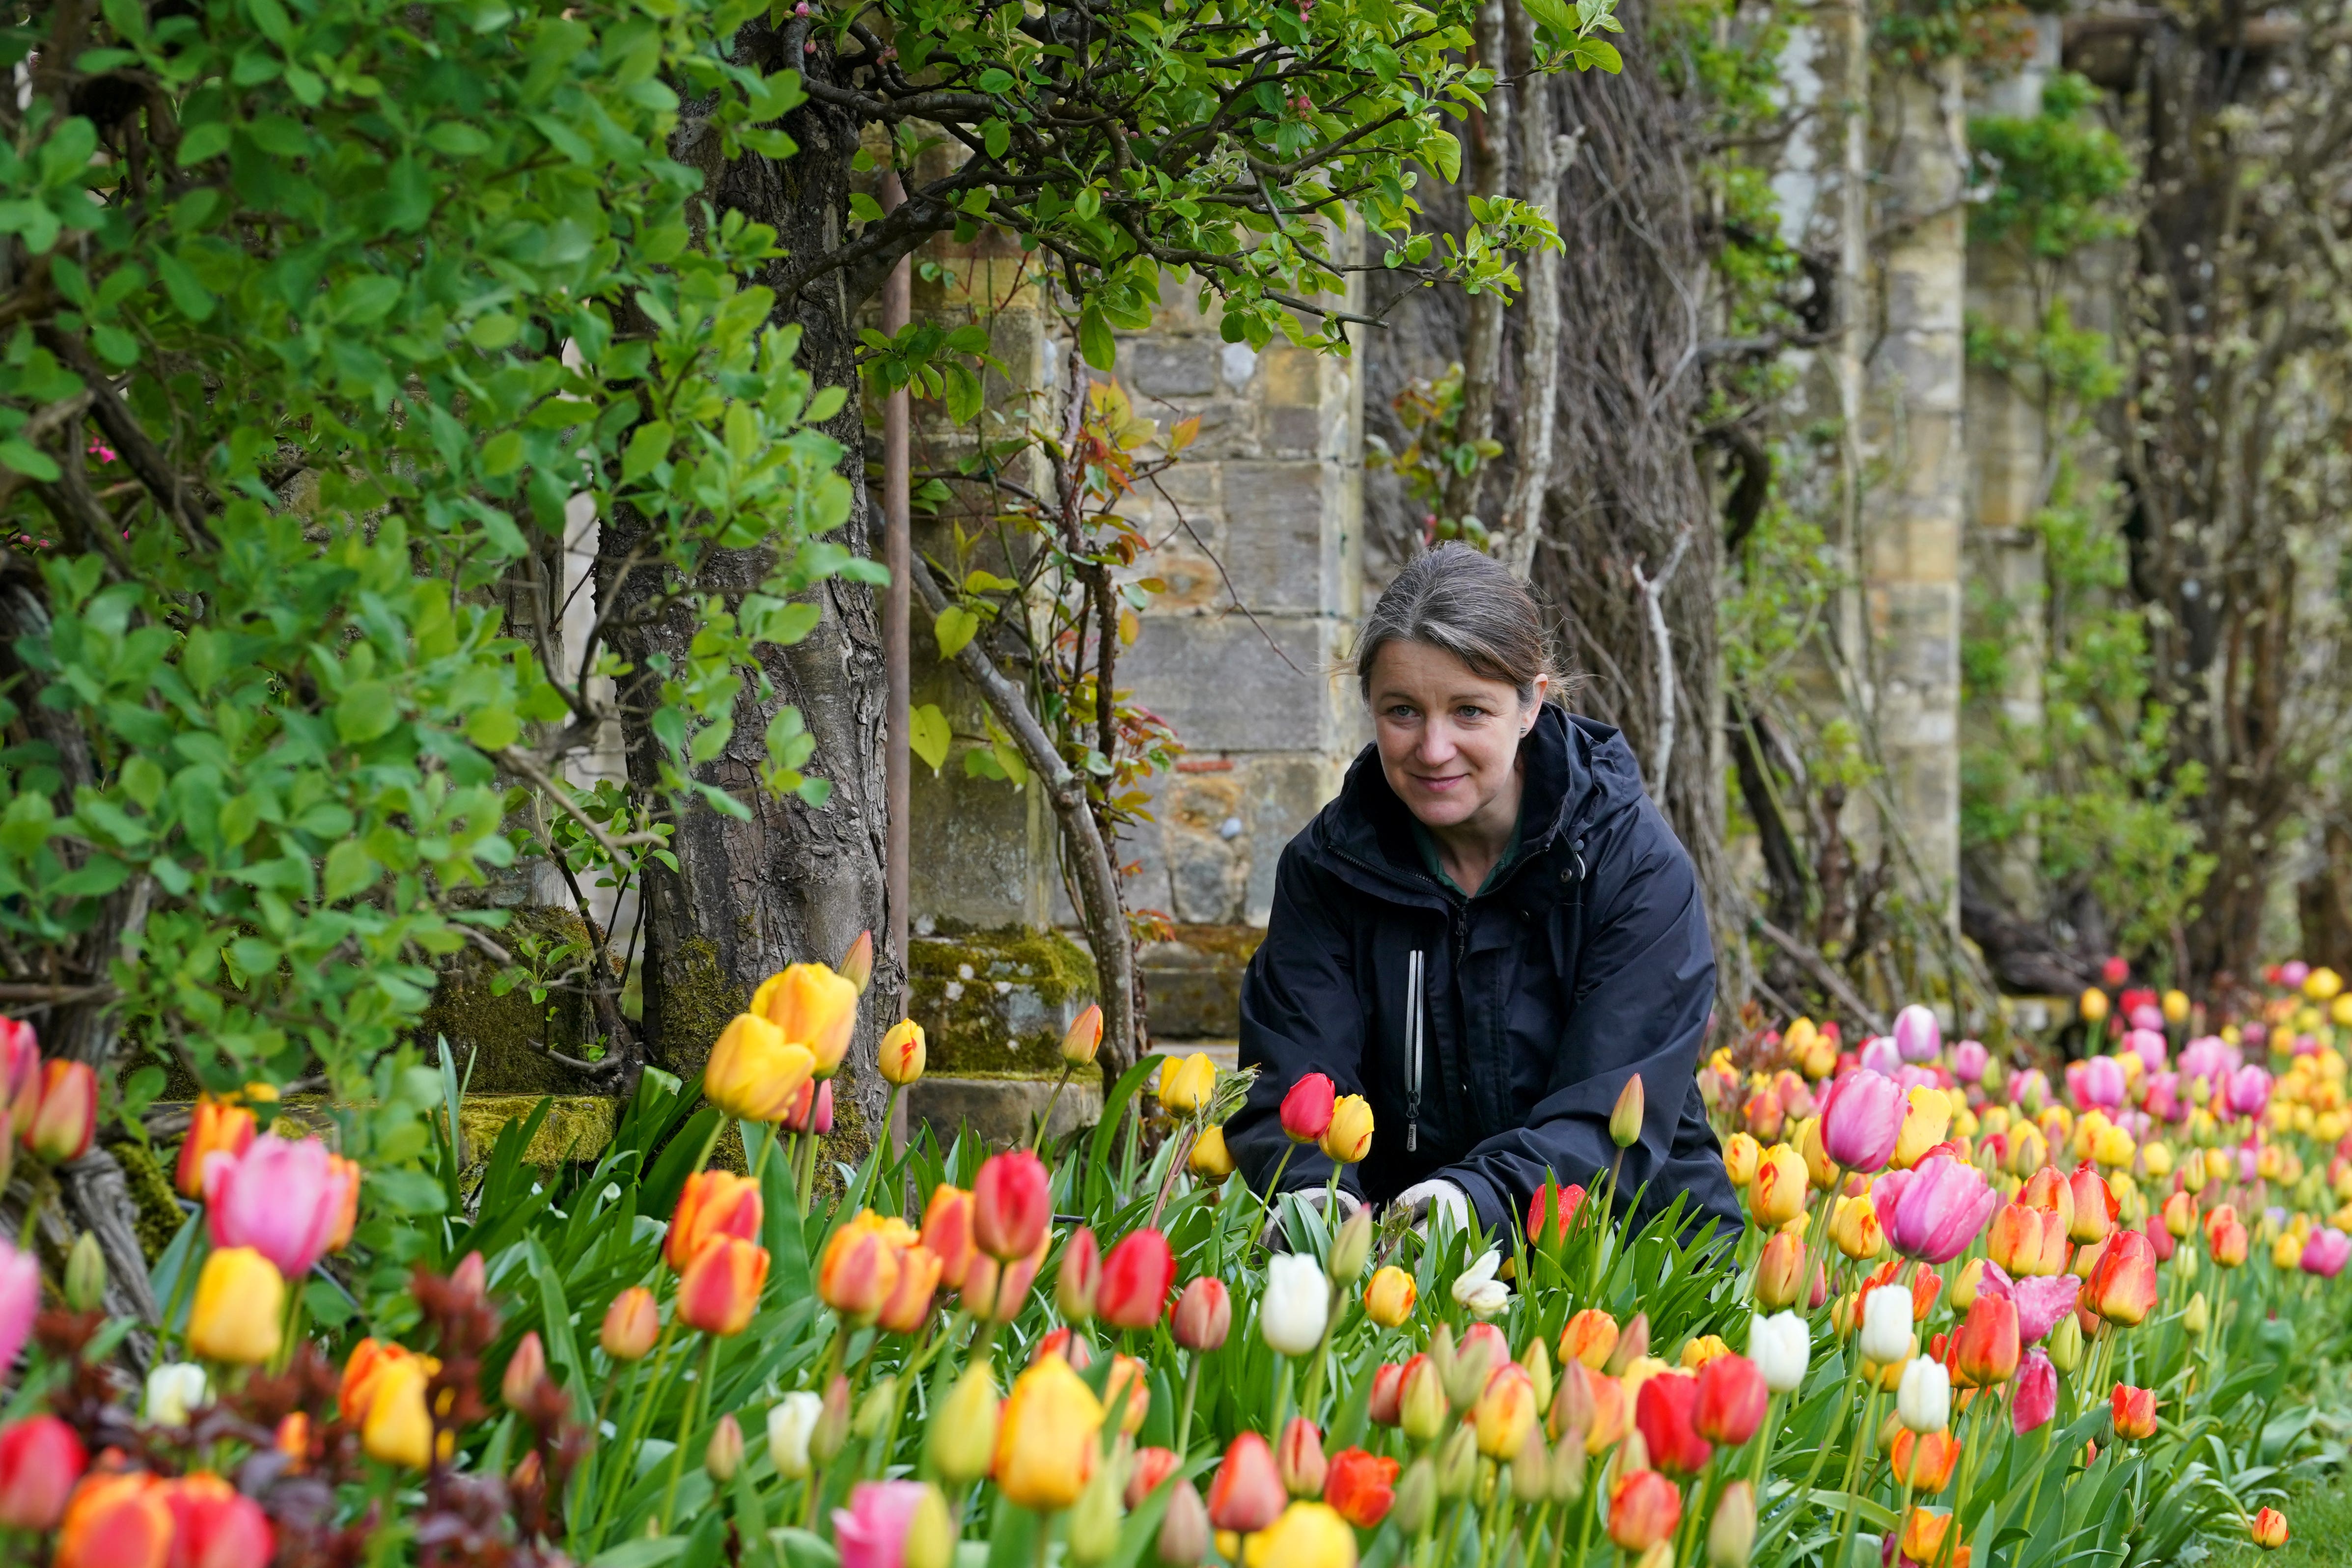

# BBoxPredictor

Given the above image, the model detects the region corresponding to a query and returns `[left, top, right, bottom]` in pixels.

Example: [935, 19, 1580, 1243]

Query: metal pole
[881, 171, 913, 1156]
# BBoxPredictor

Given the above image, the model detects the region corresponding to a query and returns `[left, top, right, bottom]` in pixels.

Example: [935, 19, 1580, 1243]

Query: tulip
[1190, 1125, 1235, 1183]
[1261, 1252, 1328, 1356]
[0, 1414, 86, 1530]
[836, 1480, 929, 1568]
[1281, 1073, 1336, 1143]
[1890, 1428, 1960, 1492]
[1872, 1155, 1999, 1263]
[2010, 1348, 2057, 1435]
[698, 1413, 744, 1483]
[24, 1058, 95, 1164]
[1172, 1275, 1232, 1350]
[2300, 1227, 2352, 1278]
[1749, 1144, 1807, 1227]
[1052, 1227, 1102, 1324]
[1721, 1132, 1761, 1188]
[1096, 1353, 1150, 1437]
[2111, 1382, 2157, 1439]
[2080, 987, 2109, 1022]
[175, 1098, 257, 1201]
[1899, 1507, 1957, 1568]
[1474, 1363, 1539, 1458]
[323, 1153, 361, 1253]
[996, 1353, 1103, 1512]
[1367, 1362, 1406, 1426]
[1158, 1479, 1211, 1568]
[189, 1246, 284, 1365]
[702, 1011, 814, 1123]
[2047, 1311, 2083, 1373]
[0, 1018, 34, 1135]
[1635, 1371, 1712, 1475]
[1694, 1352, 1767, 1444]
[1818, 1070, 1904, 1173]
[918, 1184, 978, 1290]
[1606, 1311, 1652, 1376]
[1399, 1355, 1448, 1441]
[1060, 1004, 1104, 1067]
[1952, 1293, 2020, 1386]
[924, 1369, 999, 1486]
[1068, 1464, 1125, 1568]
[1207, 1431, 1286, 1533]
[1708, 1478, 1757, 1568]
[1988, 1201, 2066, 1278]
[752, 962, 859, 1076]
[2087, 1227, 2158, 1324]
[1748, 1311, 1809, 1394]
[1527, 1180, 1587, 1247]
[766, 1391, 823, 1479]
[1313, 1095, 1373, 1166]
[339, 1339, 427, 1425]
[678, 1236, 769, 1335]
[1158, 1052, 1217, 1114]
[973, 1150, 1051, 1261]
[1364, 1265, 1417, 1327]
[139, 1361, 207, 1431]
[1239, 1501, 1357, 1568]
[2065, 1164, 2116, 1244]
[666, 1169, 763, 1272]
[818, 1213, 902, 1323]
[598, 1285, 661, 1362]
[1089, 1228, 1171, 1331]
[497, 1331, 548, 1411]
[1861, 1284, 1914, 1365]
[1561, 1307, 1620, 1370]
[202, 1133, 349, 1280]
[2251, 1507, 2290, 1549]
[1323, 1446, 1397, 1527]
[2226, 1064, 2271, 1118]
[1889, 1085, 1952, 1170]
[1610, 1075, 1646, 1148]
[2206, 1204, 2249, 1268]
[1896, 1357, 1949, 1433]
[879, 1243, 944, 1335]
[1451, 1250, 1510, 1319]
[55, 1472, 172, 1568]
[1277, 1416, 1328, 1497]
[1830, 1194, 1885, 1261]
[1434, 1425, 1478, 1497]
[361, 1352, 437, 1469]
[1608, 1468, 1683, 1550]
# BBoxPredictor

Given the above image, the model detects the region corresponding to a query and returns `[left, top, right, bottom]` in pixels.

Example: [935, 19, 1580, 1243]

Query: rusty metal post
[881, 171, 913, 1155]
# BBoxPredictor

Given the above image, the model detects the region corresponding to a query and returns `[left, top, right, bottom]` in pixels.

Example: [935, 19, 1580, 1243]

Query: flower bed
[1, 958, 2349, 1568]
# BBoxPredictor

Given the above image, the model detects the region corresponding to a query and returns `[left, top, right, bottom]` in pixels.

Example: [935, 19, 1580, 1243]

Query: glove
[1261, 1186, 1364, 1251]
[1391, 1178, 1472, 1237]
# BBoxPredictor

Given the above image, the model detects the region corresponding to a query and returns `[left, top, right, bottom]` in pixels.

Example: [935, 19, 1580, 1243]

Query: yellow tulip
[1721, 1132, 1762, 1188]
[703, 1012, 816, 1123]
[1749, 1144, 1808, 1228]
[2091, 1123, 2135, 1169]
[1892, 1087, 1953, 1169]
[2142, 1141, 2174, 1179]
[753, 963, 860, 1077]
[1190, 1124, 1236, 1183]
[993, 1351, 1104, 1511]
[362, 1352, 437, 1469]
[1243, 1502, 1358, 1568]
[1831, 1194, 1884, 1261]
[880, 1019, 928, 1086]
[1363, 1265, 1418, 1327]
[1157, 1052, 1217, 1115]
[2308, 967, 2344, 1002]
[1321, 1096, 1375, 1164]
[189, 1247, 284, 1366]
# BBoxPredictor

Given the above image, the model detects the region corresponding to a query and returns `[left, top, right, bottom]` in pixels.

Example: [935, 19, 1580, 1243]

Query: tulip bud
[1206, 1432, 1285, 1533]
[63, 1232, 105, 1313]
[25, 1060, 95, 1165]
[811, 1374, 853, 1465]
[1058, 1227, 1102, 1323]
[2048, 1312, 2083, 1374]
[927, 1367, 1000, 1487]
[1061, 1004, 1105, 1068]
[1364, 1265, 1417, 1328]
[839, 931, 875, 994]
[1444, 1324, 1496, 1409]
[973, 1150, 1052, 1261]
[1753, 1232, 1803, 1309]
[1511, 1425, 1551, 1504]
[1157, 1479, 1210, 1568]
[1605, 1312, 1650, 1377]
[1708, 1479, 1757, 1568]
[2185, 1291, 2209, 1335]
[769, 1392, 822, 1480]
[1066, 1458, 1126, 1567]
[0, 1414, 88, 1530]
[906, 1485, 956, 1568]
[1550, 1425, 1588, 1502]
[1189, 1126, 1235, 1184]
[1320, 1095, 1375, 1165]
[502, 1332, 548, 1410]
[2251, 1506, 2290, 1550]
[1525, 1337, 1556, 1414]
[855, 1376, 897, 1439]
[705, 1413, 744, 1483]
[1435, 1425, 1479, 1498]
[1277, 1417, 1327, 1498]
[1328, 1207, 1372, 1285]
[1172, 1276, 1231, 1350]
[143, 1361, 208, 1429]
[1391, 1458, 1438, 1534]
[1610, 1075, 1646, 1148]
[602, 1286, 661, 1362]
[880, 1019, 928, 1086]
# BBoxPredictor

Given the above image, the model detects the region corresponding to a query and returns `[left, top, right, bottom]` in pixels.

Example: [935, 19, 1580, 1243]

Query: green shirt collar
[1411, 812, 1524, 897]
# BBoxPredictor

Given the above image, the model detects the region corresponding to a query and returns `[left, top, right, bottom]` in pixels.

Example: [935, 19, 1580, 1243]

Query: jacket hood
[1308, 706, 1651, 898]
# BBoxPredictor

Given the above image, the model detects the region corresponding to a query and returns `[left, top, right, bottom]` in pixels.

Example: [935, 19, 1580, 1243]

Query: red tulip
[666, 1170, 764, 1273]
[1205, 1431, 1285, 1533]
[1526, 1181, 1586, 1248]
[1693, 1352, 1767, 1445]
[1367, 1362, 1406, 1427]
[1171, 1276, 1231, 1350]
[0, 1017, 37, 1140]
[56, 1473, 171, 1568]
[2011, 1348, 2057, 1435]
[1324, 1447, 1399, 1528]
[921, 1185, 978, 1289]
[1097, 1229, 1175, 1332]
[1607, 1468, 1683, 1550]
[1952, 1293, 2020, 1388]
[2067, 1163, 2116, 1244]
[2111, 1383, 2157, 1440]
[1030, 1325, 1094, 1370]
[0, 1414, 87, 1529]
[1280, 1073, 1336, 1144]
[1635, 1371, 1713, 1476]
[1057, 1228, 1101, 1323]
[25, 1059, 95, 1164]
[677, 1237, 769, 1336]
[162, 1471, 276, 1568]
[1127, 1446, 1182, 1509]
[502, 1331, 548, 1410]
[2088, 1229, 2158, 1326]
[972, 1151, 1051, 1262]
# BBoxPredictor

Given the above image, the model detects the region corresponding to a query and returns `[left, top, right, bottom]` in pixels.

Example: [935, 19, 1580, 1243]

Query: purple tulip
[2281, 961, 2310, 990]
[2226, 1065, 2272, 1119]
[1860, 1035, 1902, 1076]
[1893, 1004, 1941, 1064]
[835, 1481, 930, 1568]
[2012, 1349, 2058, 1435]
[1871, 1155, 1999, 1265]
[1818, 1069, 1905, 1173]
[2300, 1229, 2351, 1279]
[0, 1238, 33, 1376]
[1951, 1039, 1989, 1083]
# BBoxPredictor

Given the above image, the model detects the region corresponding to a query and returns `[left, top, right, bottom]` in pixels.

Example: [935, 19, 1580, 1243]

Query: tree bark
[1499, 19, 1569, 579]
[1440, 0, 1513, 531]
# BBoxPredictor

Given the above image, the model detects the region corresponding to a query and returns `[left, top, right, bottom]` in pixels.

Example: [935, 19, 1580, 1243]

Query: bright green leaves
[934, 605, 981, 659]
[909, 703, 952, 773]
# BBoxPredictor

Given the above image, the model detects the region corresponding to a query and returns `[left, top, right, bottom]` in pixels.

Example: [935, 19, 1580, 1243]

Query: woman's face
[1367, 640, 1543, 829]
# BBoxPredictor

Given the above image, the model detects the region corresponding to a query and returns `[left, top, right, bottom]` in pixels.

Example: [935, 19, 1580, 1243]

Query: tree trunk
[602, 44, 893, 1144]
[1440, 0, 1513, 532]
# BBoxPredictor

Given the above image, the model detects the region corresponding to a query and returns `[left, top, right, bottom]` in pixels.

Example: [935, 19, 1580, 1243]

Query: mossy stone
[910, 929, 1098, 1079]
[111, 1138, 186, 1264]
[650, 935, 747, 1081]
[453, 1094, 619, 1170]
[416, 906, 608, 1094]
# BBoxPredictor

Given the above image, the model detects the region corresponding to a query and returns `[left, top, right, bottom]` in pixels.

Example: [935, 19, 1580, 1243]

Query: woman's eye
[1455, 706, 1489, 721]
[1385, 706, 1418, 721]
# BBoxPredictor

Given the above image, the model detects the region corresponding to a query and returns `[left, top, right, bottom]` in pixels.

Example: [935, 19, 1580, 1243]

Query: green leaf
[1427, 129, 1462, 183]
[909, 703, 950, 772]
[933, 605, 980, 659]
[323, 839, 378, 902]
[335, 681, 400, 744]
[1079, 307, 1117, 371]
[0, 440, 60, 481]
[982, 119, 1010, 160]
[622, 420, 672, 480]
[848, 192, 885, 224]
[587, 1540, 689, 1568]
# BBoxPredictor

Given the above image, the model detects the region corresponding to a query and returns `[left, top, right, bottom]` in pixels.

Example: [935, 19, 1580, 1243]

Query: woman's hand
[1391, 1178, 1472, 1237]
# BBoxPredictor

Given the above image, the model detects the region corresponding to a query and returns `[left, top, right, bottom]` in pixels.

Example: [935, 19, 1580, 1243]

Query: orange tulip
[1900, 1507, 1959, 1568]
[1754, 1231, 1805, 1309]
[2110, 1383, 2157, 1440]
[753, 963, 860, 1077]
[1951, 1293, 2020, 1388]
[2021, 1167, 2075, 1233]
[1364, 1265, 1417, 1327]
[1104, 1354, 1151, 1437]
[879, 1243, 944, 1335]
[55, 1472, 171, 1568]
[1606, 1468, 1682, 1550]
[2088, 1229, 2159, 1326]
[1987, 1202, 2066, 1278]
[819, 1213, 905, 1323]
[1890, 1429, 1960, 1493]
[678, 1237, 770, 1336]
[702, 1013, 816, 1123]
[175, 1098, 256, 1201]
[922, 1184, 978, 1290]
[1559, 1308, 1620, 1371]
[2205, 1204, 2248, 1268]
[667, 1170, 765, 1272]
[324, 1154, 362, 1252]
[602, 1287, 661, 1362]
[361, 1353, 439, 1469]
[2066, 1165, 2116, 1244]
[994, 1352, 1104, 1512]
[2160, 1189, 2196, 1241]
[339, 1339, 436, 1424]
[2251, 1507, 2290, 1549]
[1582, 1369, 1629, 1454]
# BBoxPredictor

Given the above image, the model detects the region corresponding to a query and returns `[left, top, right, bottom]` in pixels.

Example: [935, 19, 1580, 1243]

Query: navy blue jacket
[1228, 705, 1740, 1239]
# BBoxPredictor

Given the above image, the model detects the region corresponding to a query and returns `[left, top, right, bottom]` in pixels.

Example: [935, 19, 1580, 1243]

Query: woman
[1226, 545, 1739, 1241]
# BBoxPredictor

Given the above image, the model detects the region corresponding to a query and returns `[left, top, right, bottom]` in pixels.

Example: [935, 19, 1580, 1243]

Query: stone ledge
[908, 1075, 1102, 1152]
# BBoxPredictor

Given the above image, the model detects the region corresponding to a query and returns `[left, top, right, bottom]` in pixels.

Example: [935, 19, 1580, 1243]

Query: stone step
[907, 1075, 1103, 1151]
[1138, 924, 1263, 1039]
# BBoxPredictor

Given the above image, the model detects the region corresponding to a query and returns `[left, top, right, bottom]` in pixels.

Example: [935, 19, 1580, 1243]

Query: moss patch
[454, 1094, 618, 1170]
[416, 906, 607, 1095]
[653, 935, 747, 1081]
[111, 1139, 186, 1264]
[909, 928, 1098, 1078]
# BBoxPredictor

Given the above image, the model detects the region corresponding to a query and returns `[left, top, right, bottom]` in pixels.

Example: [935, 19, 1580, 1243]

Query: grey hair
[1354, 544, 1567, 707]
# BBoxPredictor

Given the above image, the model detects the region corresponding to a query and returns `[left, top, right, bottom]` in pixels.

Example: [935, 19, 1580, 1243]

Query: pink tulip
[1871, 1155, 1999, 1264]
[2007, 1068, 2048, 1111]
[1860, 1036, 1902, 1076]
[2280, 961, 2310, 990]
[1819, 1070, 1904, 1173]
[2300, 1229, 2351, 1279]
[1950, 1040, 1989, 1083]
[1892, 1004, 1940, 1063]
[2177, 1037, 2231, 1079]
[2142, 1073, 2181, 1124]
[786, 1078, 835, 1135]
[0, 1018, 36, 1140]
[2068, 1057, 2126, 1111]
[2128, 1004, 2164, 1034]
[2011, 1349, 2057, 1435]
[2226, 1066, 2271, 1119]
[0, 1239, 33, 1377]
[835, 1480, 928, 1568]
[204, 1133, 353, 1279]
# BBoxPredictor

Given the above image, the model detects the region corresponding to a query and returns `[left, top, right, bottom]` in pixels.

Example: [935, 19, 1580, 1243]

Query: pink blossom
[1871, 1155, 1999, 1265]
[2068, 1056, 2126, 1111]
[2226, 1066, 2271, 1119]
[2127, 1004, 2164, 1034]
[204, 1133, 352, 1279]
[1978, 1265, 2079, 1344]
[835, 1480, 929, 1568]
[2142, 1073, 2181, 1124]
[1950, 1040, 1989, 1083]
[2011, 1349, 2057, 1435]
[1818, 1070, 1904, 1173]
[0, 1239, 33, 1375]
[2300, 1229, 2351, 1279]
[2124, 1029, 2167, 1071]
[1892, 1004, 1941, 1063]
[1859, 1036, 1902, 1076]
[2008, 1068, 2049, 1111]
[2280, 961, 2310, 990]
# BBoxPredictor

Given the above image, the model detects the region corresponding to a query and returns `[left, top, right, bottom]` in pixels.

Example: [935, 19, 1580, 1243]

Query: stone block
[1138, 923, 1267, 1038]
[1212, 461, 1341, 612]
[1127, 339, 1221, 399]
[909, 1075, 1102, 1151]
[908, 929, 1098, 1076]
[1121, 613, 1349, 754]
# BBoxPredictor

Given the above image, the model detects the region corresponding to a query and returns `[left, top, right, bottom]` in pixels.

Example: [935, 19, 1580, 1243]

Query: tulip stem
[1254, 1145, 1297, 1253]
[659, 1334, 720, 1532]
[798, 1126, 823, 1218]
[1176, 1352, 1203, 1458]
[1030, 1065, 1074, 1155]
[1148, 1121, 1198, 1231]
[594, 1317, 681, 1545]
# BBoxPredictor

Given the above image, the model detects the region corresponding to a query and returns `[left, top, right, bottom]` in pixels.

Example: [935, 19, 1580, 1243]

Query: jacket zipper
[1405, 948, 1424, 1153]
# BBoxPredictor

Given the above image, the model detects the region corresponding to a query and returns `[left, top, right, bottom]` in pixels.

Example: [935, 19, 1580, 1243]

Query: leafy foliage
[1969, 74, 2134, 259]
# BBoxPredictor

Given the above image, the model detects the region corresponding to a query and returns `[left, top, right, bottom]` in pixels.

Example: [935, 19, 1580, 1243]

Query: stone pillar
[1861, 59, 1969, 925]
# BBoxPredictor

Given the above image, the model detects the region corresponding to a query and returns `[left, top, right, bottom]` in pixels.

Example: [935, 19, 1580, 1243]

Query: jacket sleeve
[1434, 809, 1739, 1239]
[1228, 841, 1367, 1203]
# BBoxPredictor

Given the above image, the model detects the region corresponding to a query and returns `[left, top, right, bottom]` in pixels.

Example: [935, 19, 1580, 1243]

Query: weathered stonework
[906, 928, 1098, 1076]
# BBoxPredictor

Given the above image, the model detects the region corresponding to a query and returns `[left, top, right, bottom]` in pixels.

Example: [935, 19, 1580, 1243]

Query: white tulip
[1859, 1284, 1914, 1365]
[1261, 1252, 1331, 1356]
[143, 1361, 208, 1428]
[1896, 1355, 1950, 1434]
[1450, 1250, 1512, 1320]
[1748, 1311, 1810, 1395]
[768, 1390, 824, 1479]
